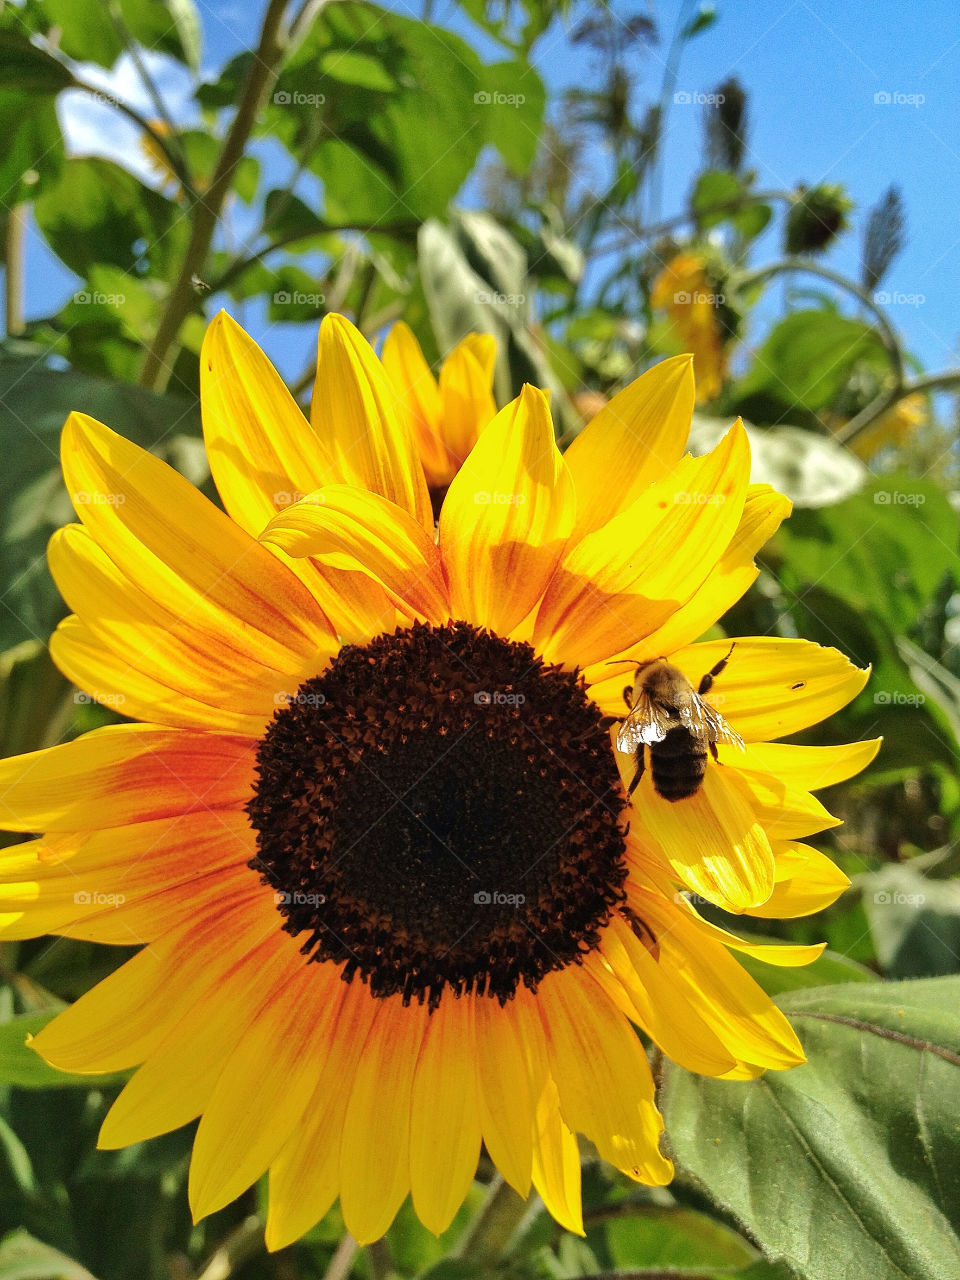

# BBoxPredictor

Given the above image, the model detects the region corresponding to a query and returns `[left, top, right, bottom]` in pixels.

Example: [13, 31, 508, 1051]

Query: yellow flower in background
[139, 121, 182, 196]
[382, 321, 497, 506]
[0, 315, 877, 1248]
[651, 252, 727, 403]
[845, 392, 928, 461]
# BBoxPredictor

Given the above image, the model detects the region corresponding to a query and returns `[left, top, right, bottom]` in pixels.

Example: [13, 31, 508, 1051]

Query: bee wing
[616, 690, 674, 751]
[686, 695, 744, 749]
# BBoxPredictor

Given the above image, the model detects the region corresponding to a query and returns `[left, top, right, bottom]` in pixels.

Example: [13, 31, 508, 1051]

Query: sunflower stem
[453, 1175, 530, 1268]
[138, 0, 293, 391]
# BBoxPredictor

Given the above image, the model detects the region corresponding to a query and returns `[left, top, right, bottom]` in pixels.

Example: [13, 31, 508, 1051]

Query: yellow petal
[47, 525, 312, 729]
[747, 840, 852, 919]
[563, 355, 695, 537]
[627, 883, 805, 1070]
[439, 385, 575, 635]
[50, 615, 270, 736]
[537, 968, 672, 1185]
[200, 310, 332, 534]
[675, 901, 826, 966]
[668, 638, 869, 742]
[409, 996, 482, 1235]
[438, 342, 497, 462]
[382, 321, 447, 487]
[625, 756, 775, 911]
[730, 765, 841, 839]
[339, 996, 429, 1243]
[32, 894, 275, 1072]
[589, 919, 738, 1076]
[260, 485, 450, 623]
[586, 485, 791, 688]
[100, 931, 299, 1147]
[188, 959, 346, 1220]
[265, 983, 379, 1252]
[719, 739, 881, 791]
[0, 726, 255, 833]
[312, 314, 432, 530]
[531, 1077, 584, 1236]
[535, 421, 750, 667]
[475, 996, 535, 1197]
[60, 413, 335, 672]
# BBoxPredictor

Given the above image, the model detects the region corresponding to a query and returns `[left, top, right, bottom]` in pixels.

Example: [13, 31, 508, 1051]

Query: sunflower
[0, 313, 876, 1249]
[382, 320, 497, 508]
[651, 252, 728, 402]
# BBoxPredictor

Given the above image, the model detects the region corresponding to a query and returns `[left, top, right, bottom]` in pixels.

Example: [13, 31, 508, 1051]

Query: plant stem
[365, 1238, 395, 1280]
[836, 368, 960, 445]
[322, 1233, 359, 1280]
[741, 256, 905, 385]
[4, 203, 26, 336]
[453, 1175, 531, 1268]
[138, 0, 292, 391]
[195, 1215, 264, 1280]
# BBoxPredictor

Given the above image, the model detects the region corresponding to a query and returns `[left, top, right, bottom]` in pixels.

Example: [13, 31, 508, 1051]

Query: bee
[616, 644, 743, 801]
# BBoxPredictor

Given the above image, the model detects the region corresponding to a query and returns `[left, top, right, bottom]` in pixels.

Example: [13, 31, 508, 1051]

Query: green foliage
[662, 979, 960, 1280]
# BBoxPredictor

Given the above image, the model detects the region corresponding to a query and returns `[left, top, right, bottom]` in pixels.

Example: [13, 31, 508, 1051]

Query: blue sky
[24, 0, 960, 383]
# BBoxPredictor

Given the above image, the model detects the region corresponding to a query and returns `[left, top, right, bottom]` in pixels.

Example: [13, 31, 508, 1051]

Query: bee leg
[698, 641, 736, 696]
[709, 740, 720, 763]
[622, 685, 634, 709]
[627, 751, 645, 796]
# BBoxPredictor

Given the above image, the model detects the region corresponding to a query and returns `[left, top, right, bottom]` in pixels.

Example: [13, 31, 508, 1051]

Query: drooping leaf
[661, 977, 960, 1280]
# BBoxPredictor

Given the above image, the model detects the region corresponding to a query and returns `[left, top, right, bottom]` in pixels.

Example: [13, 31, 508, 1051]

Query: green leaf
[479, 61, 546, 173]
[601, 1206, 756, 1270]
[0, 90, 64, 204]
[0, 32, 74, 94]
[0, 350, 205, 651]
[319, 47, 397, 90]
[33, 157, 183, 281]
[118, 0, 202, 70]
[274, 4, 485, 224]
[0, 1012, 126, 1089]
[858, 865, 960, 978]
[45, 0, 124, 67]
[735, 946, 874, 996]
[688, 415, 867, 506]
[735, 309, 890, 416]
[773, 474, 958, 633]
[661, 977, 960, 1280]
[692, 169, 742, 226]
[0, 1230, 100, 1279]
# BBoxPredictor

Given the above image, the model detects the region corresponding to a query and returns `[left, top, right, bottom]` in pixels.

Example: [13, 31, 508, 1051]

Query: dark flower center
[247, 621, 629, 1007]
